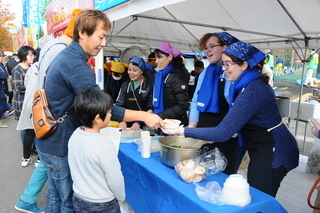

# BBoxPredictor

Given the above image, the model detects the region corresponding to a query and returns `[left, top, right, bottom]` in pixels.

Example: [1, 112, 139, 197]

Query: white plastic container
[290, 101, 320, 121]
[221, 174, 251, 207]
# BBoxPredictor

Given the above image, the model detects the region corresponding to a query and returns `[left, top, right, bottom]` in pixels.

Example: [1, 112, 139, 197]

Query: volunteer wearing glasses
[165, 41, 299, 197]
[188, 32, 241, 175]
[115, 56, 154, 130]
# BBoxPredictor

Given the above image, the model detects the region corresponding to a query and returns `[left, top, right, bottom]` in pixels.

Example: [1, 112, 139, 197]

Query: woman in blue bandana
[188, 32, 241, 175]
[115, 56, 154, 130]
[164, 41, 299, 197]
[153, 43, 190, 126]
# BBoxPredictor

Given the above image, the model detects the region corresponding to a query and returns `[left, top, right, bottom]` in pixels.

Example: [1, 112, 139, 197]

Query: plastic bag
[195, 181, 226, 205]
[306, 138, 320, 174]
[175, 148, 227, 183]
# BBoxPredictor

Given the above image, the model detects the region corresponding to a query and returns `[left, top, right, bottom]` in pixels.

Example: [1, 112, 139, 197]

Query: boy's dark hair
[74, 87, 113, 128]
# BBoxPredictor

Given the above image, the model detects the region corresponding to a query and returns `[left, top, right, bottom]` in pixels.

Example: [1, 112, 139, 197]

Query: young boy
[68, 87, 125, 212]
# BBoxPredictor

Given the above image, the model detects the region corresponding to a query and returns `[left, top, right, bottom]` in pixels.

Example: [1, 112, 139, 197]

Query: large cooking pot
[158, 136, 208, 168]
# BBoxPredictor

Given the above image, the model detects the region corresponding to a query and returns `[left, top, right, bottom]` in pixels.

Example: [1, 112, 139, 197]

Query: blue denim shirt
[35, 41, 125, 156]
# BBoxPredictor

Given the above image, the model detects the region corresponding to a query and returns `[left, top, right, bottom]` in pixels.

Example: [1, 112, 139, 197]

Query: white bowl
[163, 119, 181, 130]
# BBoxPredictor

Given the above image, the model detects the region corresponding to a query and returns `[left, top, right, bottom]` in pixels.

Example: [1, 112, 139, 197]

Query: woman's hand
[131, 122, 140, 130]
[161, 125, 185, 135]
[309, 118, 320, 138]
[119, 122, 127, 130]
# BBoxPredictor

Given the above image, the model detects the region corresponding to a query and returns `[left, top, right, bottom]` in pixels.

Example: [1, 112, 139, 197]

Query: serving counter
[118, 143, 287, 213]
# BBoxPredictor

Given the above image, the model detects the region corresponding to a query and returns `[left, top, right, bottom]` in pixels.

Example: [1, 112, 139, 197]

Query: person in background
[265, 50, 274, 70]
[153, 43, 190, 126]
[193, 60, 204, 88]
[262, 61, 274, 87]
[14, 8, 82, 213]
[11, 46, 36, 167]
[275, 56, 284, 76]
[166, 41, 299, 197]
[35, 9, 162, 212]
[6, 53, 18, 75]
[115, 56, 154, 130]
[104, 61, 129, 102]
[69, 87, 125, 212]
[0, 51, 8, 127]
[145, 52, 157, 84]
[5, 53, 18, 105]
[304, 49, 319, 88]
[188, 32, 241, 175]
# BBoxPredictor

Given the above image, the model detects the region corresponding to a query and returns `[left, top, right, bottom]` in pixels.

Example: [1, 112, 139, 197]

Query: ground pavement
[0, 115, 47, 212]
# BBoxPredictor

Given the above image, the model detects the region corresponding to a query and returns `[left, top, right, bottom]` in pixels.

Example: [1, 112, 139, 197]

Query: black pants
[23, 129, 35, 159]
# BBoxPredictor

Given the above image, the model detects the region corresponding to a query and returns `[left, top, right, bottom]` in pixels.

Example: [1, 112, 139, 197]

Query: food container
[158, 136, 208, 168]
[163, 119, 181, 131]
[120, 129, 142, 143]
[134, 136, 162, 153]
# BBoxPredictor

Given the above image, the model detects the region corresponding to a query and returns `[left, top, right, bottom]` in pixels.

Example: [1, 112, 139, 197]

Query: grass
[274, 70, 316, 82]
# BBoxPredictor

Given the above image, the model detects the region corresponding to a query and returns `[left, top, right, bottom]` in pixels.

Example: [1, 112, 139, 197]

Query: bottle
[141, 131, 151, 158]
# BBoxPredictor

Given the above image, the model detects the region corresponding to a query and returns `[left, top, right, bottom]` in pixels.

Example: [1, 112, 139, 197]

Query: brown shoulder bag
[31, 89, 68, 139]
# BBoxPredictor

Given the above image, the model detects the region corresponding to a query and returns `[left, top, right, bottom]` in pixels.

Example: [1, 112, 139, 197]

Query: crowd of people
[0, 8, 304, 213]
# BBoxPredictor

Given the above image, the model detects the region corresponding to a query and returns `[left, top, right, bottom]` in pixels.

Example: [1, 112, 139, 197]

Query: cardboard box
[290, 101, 320, 121]
[238, 151, 250, 170]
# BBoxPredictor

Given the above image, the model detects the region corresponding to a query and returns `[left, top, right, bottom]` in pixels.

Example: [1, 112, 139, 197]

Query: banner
[46, 0, 94, 34]
[94, 0, 130, 11]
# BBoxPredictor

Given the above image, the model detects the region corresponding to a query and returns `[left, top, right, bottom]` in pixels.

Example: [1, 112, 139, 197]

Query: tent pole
[294, 39, 309, 137]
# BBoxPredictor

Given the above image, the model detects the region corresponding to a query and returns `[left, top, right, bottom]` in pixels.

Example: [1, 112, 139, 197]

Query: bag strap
[307, 176, 320, 210]
[39, 42, 68, 89]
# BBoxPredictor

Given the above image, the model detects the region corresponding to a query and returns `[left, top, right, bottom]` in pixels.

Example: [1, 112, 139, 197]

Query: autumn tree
[0, 0, 16, 52]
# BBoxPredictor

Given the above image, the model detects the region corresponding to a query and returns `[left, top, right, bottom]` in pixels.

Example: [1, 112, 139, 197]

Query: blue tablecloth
[118, 143, 288, 213]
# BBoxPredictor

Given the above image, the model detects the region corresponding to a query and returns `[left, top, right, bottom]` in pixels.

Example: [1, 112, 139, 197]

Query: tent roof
[103, 0, 320, 57]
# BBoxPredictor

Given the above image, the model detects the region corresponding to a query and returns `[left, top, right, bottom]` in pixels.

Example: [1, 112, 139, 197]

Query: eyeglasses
[27, 54, 36, 58]
[221, 62, 240, 69]
[202, 44, 222, 52]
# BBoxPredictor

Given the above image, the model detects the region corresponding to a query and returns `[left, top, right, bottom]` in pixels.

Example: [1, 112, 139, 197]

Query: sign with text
[46, 0, 94, 34]
[94, 0, 130, 11]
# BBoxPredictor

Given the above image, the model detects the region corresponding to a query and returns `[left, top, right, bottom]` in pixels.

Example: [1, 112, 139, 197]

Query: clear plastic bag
[175, 148, 227, 183]
[195, 181, 226, 205]
[306, 138, 320, 174]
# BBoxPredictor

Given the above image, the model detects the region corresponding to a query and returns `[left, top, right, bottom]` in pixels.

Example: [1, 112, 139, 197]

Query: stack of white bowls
[221, 174, 251, 207]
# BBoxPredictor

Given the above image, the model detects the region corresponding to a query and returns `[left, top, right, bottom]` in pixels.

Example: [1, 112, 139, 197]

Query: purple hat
[129, 56, 153, 72]
[156, 43, 182, 58]
[225, 41, 266, 68]
[213, 32, 239, 46]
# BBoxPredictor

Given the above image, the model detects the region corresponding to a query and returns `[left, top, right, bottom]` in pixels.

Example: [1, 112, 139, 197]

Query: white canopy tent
[101, 0, 320, 135]
[103, 0, 320, 56]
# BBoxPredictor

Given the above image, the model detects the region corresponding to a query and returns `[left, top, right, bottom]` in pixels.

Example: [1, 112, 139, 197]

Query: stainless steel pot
[158, 136, 207, 168]
[313, 88, 320, 97]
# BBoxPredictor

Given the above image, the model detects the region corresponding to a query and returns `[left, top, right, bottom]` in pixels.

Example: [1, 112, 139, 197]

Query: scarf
[197, 64, 223, 113]
[229, 68, 261, 146]
[153, 63, 173, 114]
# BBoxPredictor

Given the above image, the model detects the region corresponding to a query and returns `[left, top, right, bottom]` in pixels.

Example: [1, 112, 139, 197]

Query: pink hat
[156, 43, 182, 58]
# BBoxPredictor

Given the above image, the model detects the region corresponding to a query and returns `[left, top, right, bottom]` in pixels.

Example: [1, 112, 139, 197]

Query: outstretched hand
[143, 113, 164, 129]
[309, 118, 320, 138]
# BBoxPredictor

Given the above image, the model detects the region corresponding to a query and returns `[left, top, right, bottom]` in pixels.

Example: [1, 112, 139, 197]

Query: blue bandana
[213, 32, 239, 45]
[225, 41, 266, 68]
[129, 56, 153, 72]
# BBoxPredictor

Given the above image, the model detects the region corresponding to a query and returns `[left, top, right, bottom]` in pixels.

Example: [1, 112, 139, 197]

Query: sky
[3, 0, 23, 24]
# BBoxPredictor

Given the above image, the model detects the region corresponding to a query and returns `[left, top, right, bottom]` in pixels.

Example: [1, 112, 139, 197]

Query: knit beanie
[64, 9, 83, 37]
